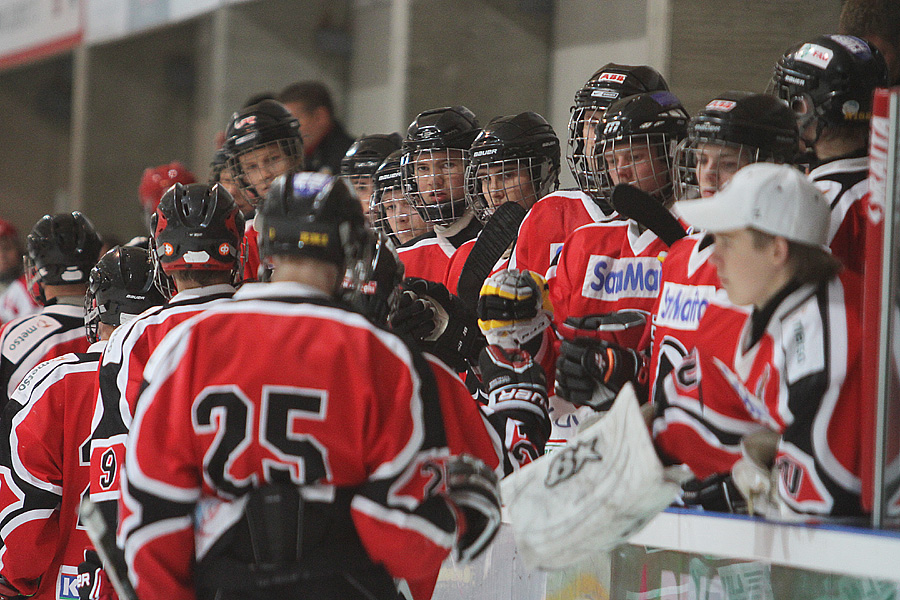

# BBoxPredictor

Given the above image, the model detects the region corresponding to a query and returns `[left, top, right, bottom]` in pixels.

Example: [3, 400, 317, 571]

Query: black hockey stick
[79, 497, 140, 600]
[611, 184, 687, 247]
[456, 202, 527, 312]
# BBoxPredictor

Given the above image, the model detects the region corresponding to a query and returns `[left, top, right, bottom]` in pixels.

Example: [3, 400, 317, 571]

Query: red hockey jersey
[661, 273, 865, 515]
[0, 346, 103, 600]
[647, 234, 757, 479]
[550, 220, 668, 351]
[89, 285, 235, 515]
[810, 154, 868, 274]
[510, 189, 612, 281]
[120, 282, 501, 600]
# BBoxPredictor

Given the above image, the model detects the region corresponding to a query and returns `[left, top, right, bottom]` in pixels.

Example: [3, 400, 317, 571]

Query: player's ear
[771, 236, 790, 267]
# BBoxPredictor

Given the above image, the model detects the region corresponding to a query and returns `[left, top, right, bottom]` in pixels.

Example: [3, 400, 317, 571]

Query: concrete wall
[0, 0, 852, 239]
[0, 56, 72, 236]
[668, 0, 843, 114]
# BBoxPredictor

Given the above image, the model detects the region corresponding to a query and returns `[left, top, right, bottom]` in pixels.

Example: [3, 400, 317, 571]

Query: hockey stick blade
[611, 184, 686, 247]
[79, 497, 140, 600]
[456, 202, 527, 312]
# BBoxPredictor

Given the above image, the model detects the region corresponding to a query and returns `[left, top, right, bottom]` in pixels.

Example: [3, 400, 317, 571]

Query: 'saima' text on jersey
[581, 256, 661, 300]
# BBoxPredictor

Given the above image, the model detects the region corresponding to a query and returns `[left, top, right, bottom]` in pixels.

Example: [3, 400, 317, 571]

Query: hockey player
[549, 91, 689, 366]
[0, 213, 102, 415]
[340, 132, 402, 215]
[443, 111, 560, 296]
[88, 183, 244, 532]
[121, 172, 502, 600]
[223, 99, 304, 281]
[648, 92, 801, 486]
[210, 147, 254, 217]
[558, 93, 802, 496]
[369, 150, 432, 245]
[0, 246, 164, 600]
[397, 106, 483, 282]
[677, 163, 865, 519]
[512, 64, 670, 281]
[770, 34, 888, 273]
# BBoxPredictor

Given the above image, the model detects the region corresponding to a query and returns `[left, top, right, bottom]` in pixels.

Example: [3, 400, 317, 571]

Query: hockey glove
[681, 473, 747, 513]
[477, 269, 551, 349]
[557, 310, 647, 343]
[390, 278, 486, 371]
[478, 345, 551, 454]
[446, 455, 501, 564]
[555, 338, 648, 411]
[0, 576, 22, 600]
[76, 550, 117, 600]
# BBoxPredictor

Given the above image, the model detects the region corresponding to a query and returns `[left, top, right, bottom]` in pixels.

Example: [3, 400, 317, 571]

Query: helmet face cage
[400, 147, 471, 227]
[674, 140, 761, 201]
[567, 105, 608, 199]
[593, 133, 679, 204]
[226, 138, 304, 207]
[24, 254, 45, 305]
[465, 156, 550, 222]
[371, 186, 432, 245]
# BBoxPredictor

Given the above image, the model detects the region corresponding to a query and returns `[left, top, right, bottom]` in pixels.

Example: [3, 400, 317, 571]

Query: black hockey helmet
[25, 212, 103, 302]
[674, 92, 800, 200]
[151, 183, 244, 294]
[465, 112, 561, 222]
[400, 106, 481, 227]
[84, 246, 166, 343]
[770, 34, 888, 136]
[210, 147, 229, 182]
[568, 64, 670, 205]
[593, 91, 689, 204]
[402, 106, 481, 151]
[223, 99, 304, 205]
[341, 133, 403, 178]
[572, 64, 670, 111]
[259, 172, 370, 274]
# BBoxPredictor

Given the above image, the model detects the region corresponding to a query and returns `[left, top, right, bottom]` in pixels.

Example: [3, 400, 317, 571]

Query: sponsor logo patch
[598, 72, 627, 84]
[582, 256, 661, 300]
[656, 283, 716, 330]
[705, 100, 736, 112]
[794, 43, 833, 69]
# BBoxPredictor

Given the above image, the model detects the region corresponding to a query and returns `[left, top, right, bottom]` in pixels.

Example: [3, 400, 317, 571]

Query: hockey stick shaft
[79, 497, 140, 600]
[611, 184, 687, 247]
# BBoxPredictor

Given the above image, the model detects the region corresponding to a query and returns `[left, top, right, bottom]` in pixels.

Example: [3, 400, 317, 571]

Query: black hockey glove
[478, 345, 551, 454]
[0, 576, 23, 600]
[389, 277, 486, 371]
[681, 472, 748, 514]
[76, 550, 117, 600]
[446, 455, 501, 564]
[555, 337, 648, 411]
[557, 310, 647, 343]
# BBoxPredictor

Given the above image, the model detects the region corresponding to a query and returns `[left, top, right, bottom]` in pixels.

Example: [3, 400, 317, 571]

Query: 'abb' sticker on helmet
[794, 44, 833, 69]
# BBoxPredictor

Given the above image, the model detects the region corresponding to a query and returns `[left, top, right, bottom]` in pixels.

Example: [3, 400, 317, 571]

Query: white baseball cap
[677, 162, 831, 247]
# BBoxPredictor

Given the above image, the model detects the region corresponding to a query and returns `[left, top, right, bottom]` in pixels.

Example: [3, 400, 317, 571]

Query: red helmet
[139, 162, 197, 214]
[0, 218, 18, 239]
